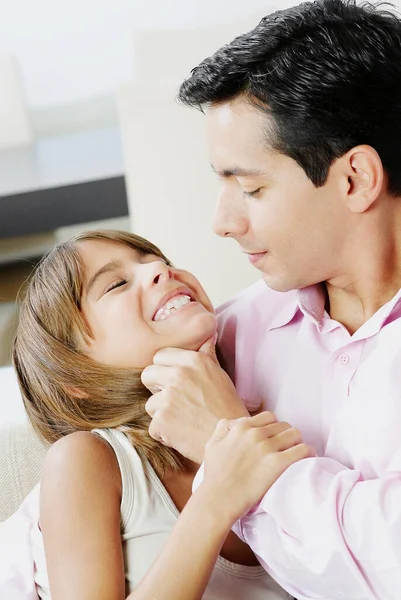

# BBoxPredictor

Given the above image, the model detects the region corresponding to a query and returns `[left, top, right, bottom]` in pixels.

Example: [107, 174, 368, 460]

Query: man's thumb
[198, 333, 218, 361]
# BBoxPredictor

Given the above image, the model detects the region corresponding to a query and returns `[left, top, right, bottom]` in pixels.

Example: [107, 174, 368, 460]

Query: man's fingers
[148, 417, 159, 441]
[145, 392, 163, 418]
[198, 335, 218, 362]
[152, 341, 218, 367]
[148, 417, 168, 445]
[141, 364, 174, 390]
[152, 347, 197, 367]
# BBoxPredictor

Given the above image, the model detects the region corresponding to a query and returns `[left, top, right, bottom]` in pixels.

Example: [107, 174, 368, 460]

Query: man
[141, 1, 401, 598]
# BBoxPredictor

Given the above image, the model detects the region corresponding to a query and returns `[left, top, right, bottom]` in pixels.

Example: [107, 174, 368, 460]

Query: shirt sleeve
[235, 453, 401, 600]
[192, 449, 401, 599]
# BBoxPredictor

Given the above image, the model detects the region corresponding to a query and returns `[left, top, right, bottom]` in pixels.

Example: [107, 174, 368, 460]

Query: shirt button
[339, 354, 350, 365]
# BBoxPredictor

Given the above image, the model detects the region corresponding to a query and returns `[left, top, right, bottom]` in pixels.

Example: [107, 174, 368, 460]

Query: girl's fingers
[280, 443, 316, 464]
[268, 426, 303, 451]
[226, 410, 277, 430]
[249, 411, 278, 427]
[207, 419, 231, 447]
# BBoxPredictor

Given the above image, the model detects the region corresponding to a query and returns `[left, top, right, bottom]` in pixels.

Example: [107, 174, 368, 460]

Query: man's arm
[143, 338, 401, 598]
[132, 414, 313, 600]
[222, 454, 401, 599]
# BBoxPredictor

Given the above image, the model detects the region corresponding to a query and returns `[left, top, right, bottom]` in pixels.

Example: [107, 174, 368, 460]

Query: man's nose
[212, 189, 248, 239]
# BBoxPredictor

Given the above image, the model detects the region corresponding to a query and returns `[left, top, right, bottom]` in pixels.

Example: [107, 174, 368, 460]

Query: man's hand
[141, 337, 249, 464]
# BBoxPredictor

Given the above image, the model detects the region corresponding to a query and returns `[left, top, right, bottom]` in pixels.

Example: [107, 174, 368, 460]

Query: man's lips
[244, 251, 268, 264]
[152, 286, 194, 320]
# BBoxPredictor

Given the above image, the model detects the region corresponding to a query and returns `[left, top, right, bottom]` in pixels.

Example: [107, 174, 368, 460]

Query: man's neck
[310, 191, 401, 334]
[323, 200, 401, 334]
[325, 270, 401, 335]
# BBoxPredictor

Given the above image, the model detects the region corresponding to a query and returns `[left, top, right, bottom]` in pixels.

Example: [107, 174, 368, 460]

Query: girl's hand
[202, 411, 315, 525]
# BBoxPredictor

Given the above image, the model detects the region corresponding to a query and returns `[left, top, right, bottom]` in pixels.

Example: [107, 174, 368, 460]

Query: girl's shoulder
[43, 429, 120, 469]
[36, 435, 127, 598]
[41, 431, 122, 509]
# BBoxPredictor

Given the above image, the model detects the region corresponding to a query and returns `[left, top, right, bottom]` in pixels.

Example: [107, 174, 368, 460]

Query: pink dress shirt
[209, 280, 401, 600]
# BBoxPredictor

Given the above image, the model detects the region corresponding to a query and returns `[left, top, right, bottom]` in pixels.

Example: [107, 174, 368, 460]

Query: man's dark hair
[179, 0, 401, 195]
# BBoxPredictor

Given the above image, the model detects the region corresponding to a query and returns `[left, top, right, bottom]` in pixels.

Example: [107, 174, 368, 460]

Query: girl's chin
[177, 317, 217, 352]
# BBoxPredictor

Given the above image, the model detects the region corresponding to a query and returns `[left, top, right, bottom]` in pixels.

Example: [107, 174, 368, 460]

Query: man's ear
[344, 145, 384, 213]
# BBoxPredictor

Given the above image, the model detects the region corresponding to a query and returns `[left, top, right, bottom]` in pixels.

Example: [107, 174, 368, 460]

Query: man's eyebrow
[210, 165, 266, 178]
[85, 260, 122, 296]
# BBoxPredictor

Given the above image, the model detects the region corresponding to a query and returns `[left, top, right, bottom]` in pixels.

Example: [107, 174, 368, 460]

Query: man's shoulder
[216, 281, 299, 385]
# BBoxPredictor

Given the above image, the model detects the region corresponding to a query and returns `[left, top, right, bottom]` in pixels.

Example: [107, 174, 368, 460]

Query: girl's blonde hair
[12, 230, 185, 476]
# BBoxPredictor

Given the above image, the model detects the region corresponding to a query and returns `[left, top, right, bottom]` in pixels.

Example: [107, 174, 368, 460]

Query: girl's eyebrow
[85, 260, 122, 296]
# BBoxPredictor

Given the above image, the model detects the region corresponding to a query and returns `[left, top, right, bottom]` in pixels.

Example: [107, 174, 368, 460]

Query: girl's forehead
[78, 238, 132, 251]
[77, 239, 161, 283]
[78, 239, 142, 261]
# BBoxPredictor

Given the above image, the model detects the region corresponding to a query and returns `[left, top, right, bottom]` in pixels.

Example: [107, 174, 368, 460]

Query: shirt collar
[268, 283, 401, 339]
[267, 289, 300, 332]
[297, 285, 327, 326]
[352, 286, 401, 340]
[267, 285, 327, 332]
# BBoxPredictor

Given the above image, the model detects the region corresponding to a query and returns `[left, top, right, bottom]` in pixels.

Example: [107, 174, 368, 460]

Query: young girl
[13, 229, 308, 600]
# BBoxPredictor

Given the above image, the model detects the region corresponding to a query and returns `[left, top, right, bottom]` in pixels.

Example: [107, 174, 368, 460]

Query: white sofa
[0, 366, 47, 522]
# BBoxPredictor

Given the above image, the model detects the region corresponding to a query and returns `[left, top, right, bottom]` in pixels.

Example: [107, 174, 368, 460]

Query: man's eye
[243, 188, 262, 198]
[105, 279, 128, 294]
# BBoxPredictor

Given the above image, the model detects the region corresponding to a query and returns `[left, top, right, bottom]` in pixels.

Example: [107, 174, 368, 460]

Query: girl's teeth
[166, 295, 190, 310]
[154, 294, 191, 321]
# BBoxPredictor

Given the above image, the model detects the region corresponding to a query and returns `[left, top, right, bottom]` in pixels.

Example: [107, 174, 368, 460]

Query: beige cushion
[0, 421, 47, 521]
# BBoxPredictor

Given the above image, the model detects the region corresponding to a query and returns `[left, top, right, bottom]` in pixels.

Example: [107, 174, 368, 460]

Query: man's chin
[261, 272, 298, 293]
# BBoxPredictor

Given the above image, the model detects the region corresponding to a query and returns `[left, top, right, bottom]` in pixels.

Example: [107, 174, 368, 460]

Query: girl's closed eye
[104, 279, 128, 294]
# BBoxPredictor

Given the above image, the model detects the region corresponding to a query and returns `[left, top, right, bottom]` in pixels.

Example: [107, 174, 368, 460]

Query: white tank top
[32, 428, 292, 599]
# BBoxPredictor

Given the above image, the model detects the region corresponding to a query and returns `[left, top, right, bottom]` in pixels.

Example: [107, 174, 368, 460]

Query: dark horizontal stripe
[0, 176, 129, 239]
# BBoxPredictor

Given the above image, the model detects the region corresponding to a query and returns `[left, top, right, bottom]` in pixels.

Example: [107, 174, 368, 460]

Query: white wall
[118, 80, 259, 307]
[1, 0, 400, 110]
[0, 0, 288, 109]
